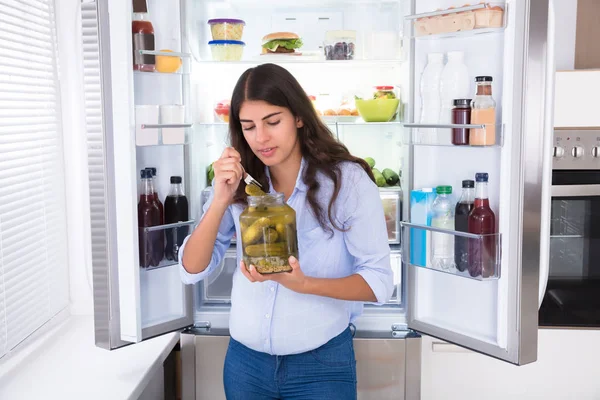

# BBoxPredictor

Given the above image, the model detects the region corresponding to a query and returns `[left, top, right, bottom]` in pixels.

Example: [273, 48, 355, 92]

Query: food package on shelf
[414, 3, 504, 36]
[474, 5, 504, 28]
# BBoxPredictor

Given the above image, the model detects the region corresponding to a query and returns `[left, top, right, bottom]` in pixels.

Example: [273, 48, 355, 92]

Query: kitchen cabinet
[421, 330, 600, 400]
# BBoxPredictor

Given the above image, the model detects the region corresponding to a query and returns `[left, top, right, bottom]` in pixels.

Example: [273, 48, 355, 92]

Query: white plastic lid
[325, 30, 357, 42]
[427, 52, 444, 62]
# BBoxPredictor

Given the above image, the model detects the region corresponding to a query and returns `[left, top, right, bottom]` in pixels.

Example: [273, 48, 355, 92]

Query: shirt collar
[265, 157, 308, 194]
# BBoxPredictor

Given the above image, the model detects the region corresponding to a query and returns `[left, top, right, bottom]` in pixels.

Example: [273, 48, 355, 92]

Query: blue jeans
[223, 327, 357, 400]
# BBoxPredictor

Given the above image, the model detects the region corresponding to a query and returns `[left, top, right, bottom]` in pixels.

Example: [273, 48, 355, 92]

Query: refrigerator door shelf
[401, 222, 502, 281]
[403, 123, 504, 147]
[136, 50, 192, 75]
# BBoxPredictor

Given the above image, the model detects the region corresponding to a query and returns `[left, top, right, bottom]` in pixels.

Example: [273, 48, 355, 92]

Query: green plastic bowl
[355, 98, 400, 122]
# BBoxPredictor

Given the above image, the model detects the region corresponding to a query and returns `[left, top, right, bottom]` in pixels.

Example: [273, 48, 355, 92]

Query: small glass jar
[452, 98, 472, 145]
[239, 193, 298, 274]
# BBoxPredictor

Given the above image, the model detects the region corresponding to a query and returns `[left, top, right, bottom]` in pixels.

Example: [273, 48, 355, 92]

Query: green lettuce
[262, 38, 303, 51]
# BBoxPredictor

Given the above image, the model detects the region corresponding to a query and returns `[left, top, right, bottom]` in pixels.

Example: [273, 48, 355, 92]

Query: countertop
[0, 315, 179, 400]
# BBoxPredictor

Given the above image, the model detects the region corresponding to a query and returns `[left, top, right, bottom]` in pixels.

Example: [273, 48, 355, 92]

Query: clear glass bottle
[468, 173, 497, 278]
[470, 76, 496, 146]
[132, 0, 155, 72]
[239, 193, 298, 274]
[138, 169, 161, 268]
[454, 180, 475, 272]
[431, 185, 455, 271]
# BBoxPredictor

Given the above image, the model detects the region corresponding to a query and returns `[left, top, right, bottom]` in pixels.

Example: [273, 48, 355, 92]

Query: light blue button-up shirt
[179, 159, 393, 355]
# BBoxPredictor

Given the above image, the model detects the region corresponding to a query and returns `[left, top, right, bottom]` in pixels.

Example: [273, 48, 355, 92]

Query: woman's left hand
[240, 256, 308, 294]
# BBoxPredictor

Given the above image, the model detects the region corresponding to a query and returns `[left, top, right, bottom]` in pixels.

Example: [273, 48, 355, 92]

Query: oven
[539, 128, 600, 328]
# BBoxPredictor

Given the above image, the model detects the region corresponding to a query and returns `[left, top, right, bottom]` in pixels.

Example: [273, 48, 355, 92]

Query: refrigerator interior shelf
[196, 58, 405, 66]
[400, 222, 502, 281]
[403, 123, 504, 147]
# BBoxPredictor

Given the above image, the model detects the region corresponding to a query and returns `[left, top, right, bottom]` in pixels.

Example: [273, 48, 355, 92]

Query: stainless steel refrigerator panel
[181, 331, 418, 400]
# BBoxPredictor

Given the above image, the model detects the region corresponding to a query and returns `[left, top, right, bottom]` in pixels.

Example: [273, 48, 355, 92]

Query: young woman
[179, 63, 393, 400]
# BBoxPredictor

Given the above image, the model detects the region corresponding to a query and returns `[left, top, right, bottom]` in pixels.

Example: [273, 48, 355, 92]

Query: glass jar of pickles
[240, 192, 298, 274]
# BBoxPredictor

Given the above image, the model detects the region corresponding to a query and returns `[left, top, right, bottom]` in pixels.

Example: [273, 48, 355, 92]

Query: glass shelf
[194, 58, 405, 66]
[401, 222, 501, 281]
[405, 3, 506, 40]
[140, 220, 196, 271]
[403, 123, 503, 147]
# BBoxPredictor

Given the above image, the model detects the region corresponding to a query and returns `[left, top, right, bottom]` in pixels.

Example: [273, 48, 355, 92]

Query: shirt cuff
[178, 235, 215, 285]
[356, 267, 394, 305]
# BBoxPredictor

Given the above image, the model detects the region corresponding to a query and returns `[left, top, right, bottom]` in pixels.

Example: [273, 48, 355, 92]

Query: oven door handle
[551, 184, 600, 197]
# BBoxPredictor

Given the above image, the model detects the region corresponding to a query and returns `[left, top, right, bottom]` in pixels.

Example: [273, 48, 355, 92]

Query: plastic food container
[208, 40, 245, 61]
[214, 100, 230, 122]
[324, 30, 356, 60]
[240, 193, 298, 274]
[208, 18, 245, 41]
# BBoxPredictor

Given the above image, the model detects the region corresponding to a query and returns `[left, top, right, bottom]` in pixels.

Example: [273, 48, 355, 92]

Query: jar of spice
[451, 98, 472, 145]
[240, 193, 299, 274]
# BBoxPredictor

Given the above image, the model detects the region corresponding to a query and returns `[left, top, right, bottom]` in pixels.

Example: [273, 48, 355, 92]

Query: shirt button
[265, 314, 270, 319]
[270, 287, 275, 292]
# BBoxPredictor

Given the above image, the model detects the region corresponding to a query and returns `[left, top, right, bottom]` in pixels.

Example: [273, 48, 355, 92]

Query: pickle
[275, 223, 286, 238]
[244, 243, 289, 257]
[245, 184, 266, 197]
[242, 217, 271, 244]
[263, 228, 279, 243]
[269, 213, 295, 226]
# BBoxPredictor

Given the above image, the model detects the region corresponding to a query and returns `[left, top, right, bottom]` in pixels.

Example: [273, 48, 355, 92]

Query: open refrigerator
[87, 0, 554, 398]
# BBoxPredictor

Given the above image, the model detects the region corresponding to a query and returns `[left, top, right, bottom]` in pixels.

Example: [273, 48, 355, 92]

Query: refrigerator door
[91, 0, 194, 346]
[405, 0, 553, 365]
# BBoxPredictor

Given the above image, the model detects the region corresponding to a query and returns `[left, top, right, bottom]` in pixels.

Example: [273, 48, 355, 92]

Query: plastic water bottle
[431, 185, 455, 271]
[419, 52, 444, 143]
[439, 51, 470, 145]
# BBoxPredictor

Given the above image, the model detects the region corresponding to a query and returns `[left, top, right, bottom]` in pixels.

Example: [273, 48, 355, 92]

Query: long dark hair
[229, 63, 374, 233]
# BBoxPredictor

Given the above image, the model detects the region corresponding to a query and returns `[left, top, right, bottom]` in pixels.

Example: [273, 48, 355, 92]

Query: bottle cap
[436, 185, 452, 194]
[170, 176, 182, 184]
[140, 169, 151, 179]
[453, 99, 472, 107]
[133, 0, 148, 13]
[475, 76, 493, 82]
[475, 173, 489, 182]
[462, 180, 475, 188]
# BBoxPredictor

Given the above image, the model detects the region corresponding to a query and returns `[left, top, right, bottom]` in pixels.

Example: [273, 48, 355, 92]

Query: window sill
[0, 315, 179, 399]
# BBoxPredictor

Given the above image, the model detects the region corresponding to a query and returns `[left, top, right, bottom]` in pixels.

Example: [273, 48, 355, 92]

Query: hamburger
[261, 32, 303, 55]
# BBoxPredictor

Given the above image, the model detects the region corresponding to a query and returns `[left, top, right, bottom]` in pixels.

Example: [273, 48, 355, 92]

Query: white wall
[553, 0, 578, 70]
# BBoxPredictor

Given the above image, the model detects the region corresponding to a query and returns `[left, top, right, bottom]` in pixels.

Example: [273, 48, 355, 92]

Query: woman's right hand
[212, 147, 243, 207]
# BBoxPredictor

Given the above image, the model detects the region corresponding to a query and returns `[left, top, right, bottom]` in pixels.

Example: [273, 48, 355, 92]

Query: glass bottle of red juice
[138, 169, 161, 268]
[468, 173, 496, 278]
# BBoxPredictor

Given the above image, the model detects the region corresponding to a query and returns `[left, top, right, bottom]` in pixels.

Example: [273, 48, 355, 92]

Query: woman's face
[239, 100, 303, 167]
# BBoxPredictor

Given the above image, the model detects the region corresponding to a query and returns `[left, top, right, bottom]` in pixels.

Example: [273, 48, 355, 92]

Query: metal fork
[241, 165, 263, 188]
